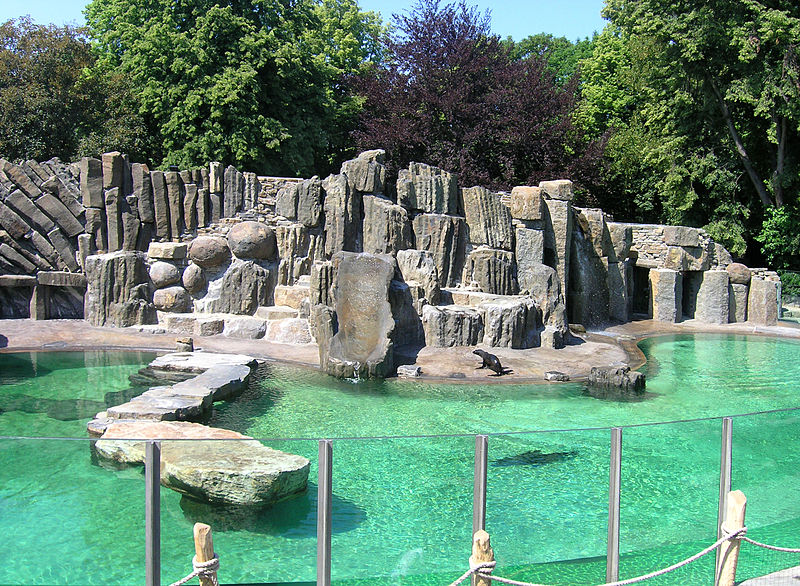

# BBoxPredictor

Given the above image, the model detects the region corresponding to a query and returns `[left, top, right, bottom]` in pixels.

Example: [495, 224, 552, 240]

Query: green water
[2, 335, 800, 584]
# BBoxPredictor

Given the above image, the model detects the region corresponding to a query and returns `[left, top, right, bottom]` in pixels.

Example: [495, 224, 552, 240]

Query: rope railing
[169, 523, 219, 586]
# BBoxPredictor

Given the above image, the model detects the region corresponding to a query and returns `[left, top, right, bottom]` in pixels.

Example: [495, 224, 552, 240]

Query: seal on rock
[473, 348, 505, 375]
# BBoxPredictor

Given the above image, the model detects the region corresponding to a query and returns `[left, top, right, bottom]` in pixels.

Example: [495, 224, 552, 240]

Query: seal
[473, 348, 505, 375]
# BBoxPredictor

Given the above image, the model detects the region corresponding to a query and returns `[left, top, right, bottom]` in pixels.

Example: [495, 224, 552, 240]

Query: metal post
[317, 439, 333, 586]
[473, 435, 488, 535]
[607, 428, 622, 583]
[715, 417, 733, 580]
[145, 440, 161, 586]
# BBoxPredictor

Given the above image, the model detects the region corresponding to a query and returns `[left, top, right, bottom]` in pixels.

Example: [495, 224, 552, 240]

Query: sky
[0, 0, 607, 41]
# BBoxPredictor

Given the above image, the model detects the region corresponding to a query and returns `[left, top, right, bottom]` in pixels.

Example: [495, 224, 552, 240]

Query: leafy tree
[504, 33, 595, 84]
[85, 0, 382, 174]
[351, 0, 603, 194]
[0, 17, 148, 162]
[756, 205, 800, 269]
[578, 1, 800, 259]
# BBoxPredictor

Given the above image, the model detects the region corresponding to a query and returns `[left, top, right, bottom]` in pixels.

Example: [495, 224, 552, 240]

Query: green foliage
[756, 205, 800, 270]
[778, 270, 800, 296]
[577, 1, 800, 261]
[85, 0, 382, 174]
[504, 33, 595, 84]
[0, 17, 148, 162]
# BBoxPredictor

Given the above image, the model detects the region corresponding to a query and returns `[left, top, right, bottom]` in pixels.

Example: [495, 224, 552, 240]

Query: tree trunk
[772, 114, 787, 208]
[708, 76, 774, 208]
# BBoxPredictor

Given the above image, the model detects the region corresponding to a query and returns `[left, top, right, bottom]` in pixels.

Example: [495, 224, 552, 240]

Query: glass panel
[732, 410, 800, 582]
[331, 435, 473, 584]
[618, 419, 721, 585]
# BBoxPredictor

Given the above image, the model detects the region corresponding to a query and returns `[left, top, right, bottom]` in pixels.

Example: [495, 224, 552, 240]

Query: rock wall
[0, 149, 786, 378]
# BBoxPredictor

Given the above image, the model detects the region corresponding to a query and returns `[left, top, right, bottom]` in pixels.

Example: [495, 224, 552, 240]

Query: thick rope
[450, 529, 746, 586]
[169, 554, 219, 586]
[741, 536, 800, 553]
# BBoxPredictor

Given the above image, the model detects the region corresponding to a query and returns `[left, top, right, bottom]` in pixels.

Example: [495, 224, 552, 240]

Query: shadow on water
[491, 449, 578, 468]
[0, 393, 107, 420]
[178, 485, 366, 537]
[581, 385, 659, 403]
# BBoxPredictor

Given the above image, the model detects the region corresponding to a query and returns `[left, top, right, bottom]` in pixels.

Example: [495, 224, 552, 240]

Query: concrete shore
[2, 317, 799, 383]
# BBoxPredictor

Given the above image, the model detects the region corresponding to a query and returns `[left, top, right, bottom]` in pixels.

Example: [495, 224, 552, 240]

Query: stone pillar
[747, 278, 779, 326]
[543, 197, 573, 305]
[649, 268, 682, 322]
[729, 283, 749, 323]
[695, 270, 730, 324]
[29, 283, 48, 320]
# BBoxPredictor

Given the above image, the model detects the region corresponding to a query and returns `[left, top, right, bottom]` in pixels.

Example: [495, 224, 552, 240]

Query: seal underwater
[473, 348, 505, 375]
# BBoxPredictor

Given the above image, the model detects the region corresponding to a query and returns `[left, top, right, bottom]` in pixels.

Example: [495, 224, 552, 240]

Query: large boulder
[324, 252, 396, 379]
[479, 297, 539, 348]
[422, 304, 483, 347]
[509, 186, 543, 221]
[588, 366, 645, 395]
[149, 261, 181, 289]
[153, 285, 192, 313]
[227, 221, 277, 260]
[526, 262, 567, 348]
[182, 263, 206, 295]
[729, 283, 749, 323]
[396, 249, 441, 307]
[206, 259, 275, 315]
[726, 262, 752, 285]
[515, 227, 545, 291]
[84, 251, 156, 327]
[649, 269, 681, 323]
[461, 186, 514, 250]
[95, 421, 310, 506]
[397, 162, 459, 215]
[748, 278, 779, 326]
[323, 173, 362, 256]
[189, 236, 230, 268]
[341, 150, 386, 195]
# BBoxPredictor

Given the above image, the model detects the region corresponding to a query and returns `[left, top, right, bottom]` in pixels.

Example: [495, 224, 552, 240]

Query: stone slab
[37, 271, 87, 287]
[148, 241, 187, 260]
[149, 351, 257, 373]
[171, 364, 252, 402]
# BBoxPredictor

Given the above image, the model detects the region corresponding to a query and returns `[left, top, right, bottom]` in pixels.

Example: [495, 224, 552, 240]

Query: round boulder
[726, 262, 752, 285]
[153, 286, 192, 313]
[227, 221, 276, 260]
[182, 263, 206, 295]
[189, 236, 230, 268]
[149, 261, 181, 289]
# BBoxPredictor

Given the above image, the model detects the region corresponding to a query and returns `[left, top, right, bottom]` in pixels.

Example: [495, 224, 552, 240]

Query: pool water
[1, 335, 800, 585]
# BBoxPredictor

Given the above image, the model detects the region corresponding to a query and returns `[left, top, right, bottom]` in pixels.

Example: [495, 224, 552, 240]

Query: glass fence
[2, 410, 800, 585]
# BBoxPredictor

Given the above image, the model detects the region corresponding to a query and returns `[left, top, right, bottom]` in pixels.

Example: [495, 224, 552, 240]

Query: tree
[0, 17, 148, 162]
[351, 0, 603, 194]
[504, 33, 595, 84]
[584, 0, 800, 258]
[85, 0, 382, 174]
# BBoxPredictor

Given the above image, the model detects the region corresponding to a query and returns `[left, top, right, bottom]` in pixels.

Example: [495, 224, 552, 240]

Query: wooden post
[715, 490, 747, 586]
[469, 530, 494, 586]
[193, 523, 219, 586]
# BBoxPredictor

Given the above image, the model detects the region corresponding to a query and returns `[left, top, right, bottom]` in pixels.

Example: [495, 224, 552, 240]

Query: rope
[449, 529, 747, 586]
[169, 554, 219, 586]
[741, 536, 800, 553]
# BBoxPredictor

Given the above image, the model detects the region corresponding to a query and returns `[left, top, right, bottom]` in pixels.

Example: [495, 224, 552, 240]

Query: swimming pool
[1, 334, 799, 584]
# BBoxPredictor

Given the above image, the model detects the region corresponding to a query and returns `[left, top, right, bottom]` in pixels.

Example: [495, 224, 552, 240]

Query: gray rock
[171, 363, 252, 402]
[227, 221, 277, 260]
[149, 261, 181, 288]
[341, 149, 386, 195]
[183, 184, 198, 231]
[275, 182, 298, 219]
[34, 192, 83, 237]
[41, 174, 84, 219]
[37, 271, 86, 287]
[223, 165, 244, 217]
[209, 162, 222, 194]
[5, 162, 43, 198]
[729, 282, 749, 323]
[0, 199, 32, 239]
[747, 278, 779, 326]
[6, 189, 55, 233]
[543, 198, 573, 301]
[28, 229, 62, 269]
[153, 285, 192, 313]
[102, 151, 124, 190]
[265, 318, 313, 344]
[480, 297, 539, 348]
[461, 186, 514, 250]
[608, 261, 630, 323]
[462, 248, 518, 295]
[132, 163, 154, 224]
[244, 171, 259, 211]
[664, 225, 701, 247]
[149, 351, 257, 373]
[649, 268, 682, 322]
[397, 162, 459, 215]
[275, 223, 313, 286]
[570, 214, 610, 328]
[412, 213, 466, 287]
[389, 279, 425, 346]
[510, 186, 543, 221]
[396, 249, 441, 307]
[148, 241, 188, 260]
[84, 251, 156, 327]
[539, 180, 574, 202]
[324, 252, 396, 378]
[726, 262, 751, 285]
[310, 260, 335, 307]
[223, 315, 267, 339]
[47, 227, 79, 272]
[323, 173, 362, 255]
[544, 371, 569, 382]
[695, 270, 729, 324]
[588, 366, 645, 394]
[515, 228, 545, 293]
[164, 171, 184, 238]
[362, 195, 412, 254]
[95, 420, 309, 506]
[526, 262, 567, 348]
[0, 243, 36, 273]
[712, 242, 733, 268]
[207, 259, 275, 315]
[422, 304, 483, 347]
[150, 170, 171, 240]
[189, 236, 231, 268]
[607, 223, 633, 262]
[664, 245, 709, 272]
[105, 187, 123, 252]
[182, 263, 206, 295]
[85, 207, 107, 252]
[121, 194, 140, 251]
